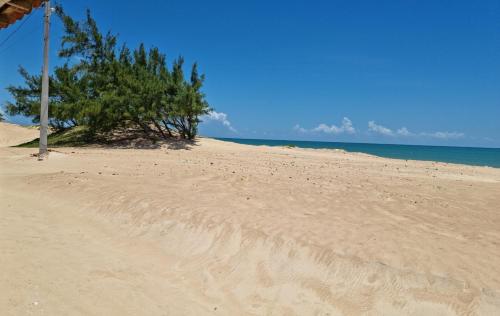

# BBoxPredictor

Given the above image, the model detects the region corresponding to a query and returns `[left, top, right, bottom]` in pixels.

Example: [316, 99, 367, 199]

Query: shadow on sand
[96, 132, 199, 150]
[15, 127, 200, 151]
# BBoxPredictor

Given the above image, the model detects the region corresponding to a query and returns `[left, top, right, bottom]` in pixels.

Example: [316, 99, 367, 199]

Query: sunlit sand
[1, 122, 500, 315]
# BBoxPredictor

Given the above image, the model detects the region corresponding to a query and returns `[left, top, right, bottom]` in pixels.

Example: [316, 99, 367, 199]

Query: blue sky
[0, 0, 499, 147]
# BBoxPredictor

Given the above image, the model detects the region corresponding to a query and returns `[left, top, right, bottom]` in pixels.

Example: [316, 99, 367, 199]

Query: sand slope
[0, 122, 38, 147]
[1, 124, 500, 315]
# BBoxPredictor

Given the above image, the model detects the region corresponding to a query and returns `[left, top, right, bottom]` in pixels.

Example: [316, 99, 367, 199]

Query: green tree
[5, 6, 211, 141]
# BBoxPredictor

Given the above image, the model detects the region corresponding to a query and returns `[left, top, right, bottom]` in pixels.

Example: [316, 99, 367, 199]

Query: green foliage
[6, 6, 211, 141]
[16, 125, 92, 148]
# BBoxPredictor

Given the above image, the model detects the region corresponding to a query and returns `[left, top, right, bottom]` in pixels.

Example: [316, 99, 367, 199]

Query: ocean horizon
[216, 137, 500, 168]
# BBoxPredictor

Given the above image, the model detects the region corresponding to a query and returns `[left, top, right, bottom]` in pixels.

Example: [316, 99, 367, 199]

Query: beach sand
[1, 122, 500, 315]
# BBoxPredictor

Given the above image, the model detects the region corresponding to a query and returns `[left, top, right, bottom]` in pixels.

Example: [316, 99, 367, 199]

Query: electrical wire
[0, 3, 42, 48]
[0, 8, 43, 56]
[0, 24, 43, 56]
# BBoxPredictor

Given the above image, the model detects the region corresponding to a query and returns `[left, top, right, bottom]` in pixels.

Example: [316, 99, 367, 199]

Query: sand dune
[0, 122, 39, 147]
[1, 123, 500, 315]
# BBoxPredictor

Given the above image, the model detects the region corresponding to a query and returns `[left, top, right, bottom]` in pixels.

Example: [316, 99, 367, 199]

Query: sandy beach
[1, 122, 500, 315]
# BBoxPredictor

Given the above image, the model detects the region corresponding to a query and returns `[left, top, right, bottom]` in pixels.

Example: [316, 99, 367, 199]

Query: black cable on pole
[0, 23, 42, 56]
[0, 5, 37, 48]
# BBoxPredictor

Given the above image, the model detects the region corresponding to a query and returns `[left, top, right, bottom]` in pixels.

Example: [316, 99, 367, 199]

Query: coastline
[2, 124, 500, 315]
[215, 137, 500, 169]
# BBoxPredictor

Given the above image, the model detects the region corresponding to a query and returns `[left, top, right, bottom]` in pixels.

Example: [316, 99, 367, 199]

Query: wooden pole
[39, 0, 50, 160]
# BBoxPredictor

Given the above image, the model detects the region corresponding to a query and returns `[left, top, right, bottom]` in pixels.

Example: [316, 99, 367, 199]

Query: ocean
[216, 138, 500, 168]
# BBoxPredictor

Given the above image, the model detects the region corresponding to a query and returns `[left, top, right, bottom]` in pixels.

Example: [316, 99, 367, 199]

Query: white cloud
[368, 121, 465, 140]
[396, 127, 413, 136]
[368, 121, 394, 136]
[295, 117, 356, 135]
[313, 123, 340, 134]
[202, 111, 237, 132]
[293, 124, 308, 133]
[420, 131, 464, 139]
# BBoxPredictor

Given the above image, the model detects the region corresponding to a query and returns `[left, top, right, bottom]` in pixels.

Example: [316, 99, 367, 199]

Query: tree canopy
[6, 7, 211, 140]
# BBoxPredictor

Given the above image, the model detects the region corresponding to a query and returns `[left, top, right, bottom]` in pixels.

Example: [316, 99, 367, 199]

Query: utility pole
[39, 0, 50, 160]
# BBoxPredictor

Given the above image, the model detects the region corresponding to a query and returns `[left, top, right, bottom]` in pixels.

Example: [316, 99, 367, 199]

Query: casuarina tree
[6, 6, 211, 140]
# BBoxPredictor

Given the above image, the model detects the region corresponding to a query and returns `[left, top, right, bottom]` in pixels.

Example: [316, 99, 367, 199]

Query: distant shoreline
[216, 137, 500, 168]
[3, 120, 498, 168]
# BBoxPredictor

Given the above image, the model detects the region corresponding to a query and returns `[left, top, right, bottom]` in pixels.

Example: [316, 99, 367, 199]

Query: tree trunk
[161, 119, 173, 137]
[152, 120, 167, 139]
